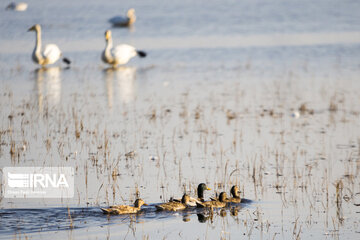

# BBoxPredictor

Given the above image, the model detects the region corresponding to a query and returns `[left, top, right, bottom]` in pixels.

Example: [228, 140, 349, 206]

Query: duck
[197, 183, 212, 202]
[6, 2, 28, 11]
[156, 194, 191, 211]
[196, 192, 229, 208]
[210, 185, 241, 203]
[228, 185, 241, 203]
[28, 24, 71, 67]
[101, 30, 146, 67]
[171, 183, 211, 206]
[109, 8, 136, 27]
[101, 199, 147, 214]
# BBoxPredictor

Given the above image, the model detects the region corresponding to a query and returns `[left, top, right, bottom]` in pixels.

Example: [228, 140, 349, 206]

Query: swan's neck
[33, 29, 44, 63]
[104, 38, 114, 64]
[129, 15, 136, 25]
[106, 38, 113, 52]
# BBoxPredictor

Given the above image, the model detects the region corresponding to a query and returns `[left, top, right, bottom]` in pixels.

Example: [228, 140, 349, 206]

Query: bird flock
[101, 184, 242, 215]
[7, 3, 145, 68]
[8, 3, 247, 215]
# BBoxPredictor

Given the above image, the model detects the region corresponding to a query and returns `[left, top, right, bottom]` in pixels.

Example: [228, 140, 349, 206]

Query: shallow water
[0, 201, 253, 237]
[1, 0, 360, 239]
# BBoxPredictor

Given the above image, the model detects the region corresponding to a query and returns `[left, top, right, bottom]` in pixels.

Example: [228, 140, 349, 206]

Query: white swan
[28, 24, 70, 67]
[101, 30, 146, 67]
[109, 8, 136, 27]
[6, 2, 28, 11]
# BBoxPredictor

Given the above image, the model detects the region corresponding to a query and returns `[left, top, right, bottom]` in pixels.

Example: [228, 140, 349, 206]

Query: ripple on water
[0, 202, 251, 236]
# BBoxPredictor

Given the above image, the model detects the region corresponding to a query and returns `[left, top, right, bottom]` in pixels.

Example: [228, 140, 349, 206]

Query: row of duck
[101, 183, 243, 214]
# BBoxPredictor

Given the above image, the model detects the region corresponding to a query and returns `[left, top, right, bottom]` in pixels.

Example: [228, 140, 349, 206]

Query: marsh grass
[0, 60, 359, 240]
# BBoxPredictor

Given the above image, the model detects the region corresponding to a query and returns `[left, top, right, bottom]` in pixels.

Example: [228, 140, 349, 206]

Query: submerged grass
[0, 64, 359, 239]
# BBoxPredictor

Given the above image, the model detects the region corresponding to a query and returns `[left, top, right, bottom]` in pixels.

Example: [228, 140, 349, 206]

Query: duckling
[196, 192, 228, 208]
[228, 185, 241, 203]
[156, 194, 191, 211]
[101, 199, 147, 214]
[171, 183, 211, 206]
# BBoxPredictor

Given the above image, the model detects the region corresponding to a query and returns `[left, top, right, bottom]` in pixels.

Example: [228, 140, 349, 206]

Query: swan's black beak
[28, 25, 35, 32]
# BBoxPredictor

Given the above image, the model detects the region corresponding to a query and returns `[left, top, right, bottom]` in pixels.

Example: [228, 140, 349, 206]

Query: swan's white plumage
[102, 30, 145, 67]
[43, 44, 62, 65]
[28, 24, 64, 66]
[112, 44, 137, 65]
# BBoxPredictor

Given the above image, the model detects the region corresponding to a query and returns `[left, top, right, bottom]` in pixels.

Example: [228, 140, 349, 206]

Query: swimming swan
[101, 30, 146, 67]
[109, 8, 136, 27]
[28, 24, 70, 67]
[6, 2, 28, 11]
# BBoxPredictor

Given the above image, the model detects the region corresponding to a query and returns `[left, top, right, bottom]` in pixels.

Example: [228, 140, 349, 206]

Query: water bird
[210, 185, 241, 203]
[228, 185, 241, 203]
[170, 195, 201, 207]
[171, 183, 211, 206]
[102, 30, 146, 67]
[196, 192, 229, 208]
[6, 2, 27, 11]
[125, 150, 137, 158]
[109, 8, 136, 27]
[196, 183, 212, 202]
[291, 111, 300, 118]
[101, 199, 147, 214]
[28, 24, 71, 67]
[156, 194, 192, 211]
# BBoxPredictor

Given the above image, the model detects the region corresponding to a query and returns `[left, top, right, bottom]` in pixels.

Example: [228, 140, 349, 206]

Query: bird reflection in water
[197, 211, 215, 223]
[230, 206, 242, 216]
[103, 66, 136, 109]
[35, 67, 61, 113]
[182, 213, 191, 222]
[196, 207, 231, 223]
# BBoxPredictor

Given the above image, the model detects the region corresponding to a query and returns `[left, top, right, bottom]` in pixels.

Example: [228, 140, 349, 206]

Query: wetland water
[1, 0, 360, 239]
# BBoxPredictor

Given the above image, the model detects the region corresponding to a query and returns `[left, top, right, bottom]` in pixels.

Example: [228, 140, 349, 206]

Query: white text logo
[2, 167, 74, 198]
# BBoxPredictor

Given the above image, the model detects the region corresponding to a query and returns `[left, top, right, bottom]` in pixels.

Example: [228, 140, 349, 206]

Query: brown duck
[210, 185, 241, 203]
[101, 199, 147, 214]
[196, 192, 229, 208]
[228, 185, 241, 203]
[156, 194, 191, 211]
[171, 183, 211, 206]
